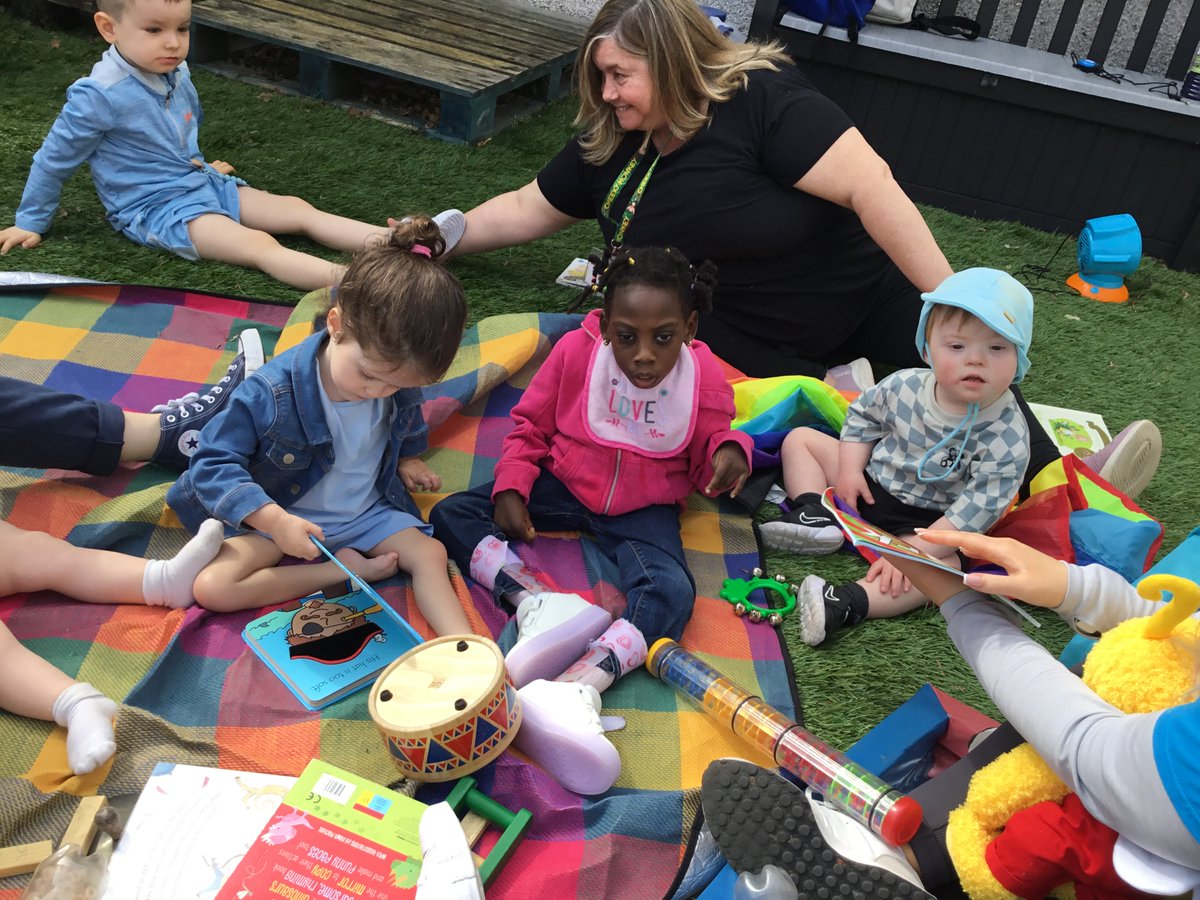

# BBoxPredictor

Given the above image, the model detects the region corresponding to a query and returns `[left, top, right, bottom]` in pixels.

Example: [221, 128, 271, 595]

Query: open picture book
[818, 488, 1039, 626]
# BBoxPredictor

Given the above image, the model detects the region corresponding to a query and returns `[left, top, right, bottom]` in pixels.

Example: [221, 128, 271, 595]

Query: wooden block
[60, 795, 107, 851]
[0, 841, 54, 877]
[459, 812, 489, 869]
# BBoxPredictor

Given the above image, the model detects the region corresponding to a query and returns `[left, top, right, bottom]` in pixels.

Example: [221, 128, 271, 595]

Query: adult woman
[456, 0, 950, 379]
[451, 0, 1163, 501]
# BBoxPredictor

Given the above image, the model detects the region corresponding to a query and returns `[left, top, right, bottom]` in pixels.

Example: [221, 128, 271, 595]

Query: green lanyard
[601, 147, 662, 250]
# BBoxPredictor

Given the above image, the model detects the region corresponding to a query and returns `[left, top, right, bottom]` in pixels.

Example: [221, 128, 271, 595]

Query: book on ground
[101, 763, 298, 899]
[1026, 402, 1111, 458]
[215, 759, 426, 900]
[243, 589, 423, 710]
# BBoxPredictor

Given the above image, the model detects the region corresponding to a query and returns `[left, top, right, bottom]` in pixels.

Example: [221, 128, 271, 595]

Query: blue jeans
[431, 470, 696, 643]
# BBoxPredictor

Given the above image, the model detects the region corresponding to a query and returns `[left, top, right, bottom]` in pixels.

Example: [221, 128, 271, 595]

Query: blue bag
[783, 0, 875, 41]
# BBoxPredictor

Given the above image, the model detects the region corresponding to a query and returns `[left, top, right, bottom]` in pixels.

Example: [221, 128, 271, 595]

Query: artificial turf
[3, 7, 1198, 747]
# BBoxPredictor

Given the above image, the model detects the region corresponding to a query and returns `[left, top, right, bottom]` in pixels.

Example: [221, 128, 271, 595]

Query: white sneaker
[1084, 419, 1161, 499]
[701, 759, 933, 899]
[415, 802, 484, 900]
[514, 679, 621, 796]
[504, 592, 612, 688]
[805, 788, 926, 888]
[433, 209, 466, 254]
[824, 357, 875, 395]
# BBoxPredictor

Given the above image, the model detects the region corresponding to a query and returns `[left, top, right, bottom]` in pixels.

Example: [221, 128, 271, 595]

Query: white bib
[583, 339, 698, 457]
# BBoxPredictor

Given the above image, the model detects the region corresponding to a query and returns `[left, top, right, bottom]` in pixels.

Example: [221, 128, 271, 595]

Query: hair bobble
[410, 244, 432, 258]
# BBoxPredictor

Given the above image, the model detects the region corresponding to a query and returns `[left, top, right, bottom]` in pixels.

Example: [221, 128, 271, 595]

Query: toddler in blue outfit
[167, 216, 472, 636]
[0, 0, 394, 290]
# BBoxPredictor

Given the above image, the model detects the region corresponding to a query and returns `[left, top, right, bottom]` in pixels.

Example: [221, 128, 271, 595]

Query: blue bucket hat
[915, 268, 1034, 383]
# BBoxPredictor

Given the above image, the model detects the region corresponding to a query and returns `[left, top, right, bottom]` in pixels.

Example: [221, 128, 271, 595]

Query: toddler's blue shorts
[118, 168, 246, 261]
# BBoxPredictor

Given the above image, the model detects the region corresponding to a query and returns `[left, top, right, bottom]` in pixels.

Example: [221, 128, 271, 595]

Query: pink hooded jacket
[492, 310, 753, 516]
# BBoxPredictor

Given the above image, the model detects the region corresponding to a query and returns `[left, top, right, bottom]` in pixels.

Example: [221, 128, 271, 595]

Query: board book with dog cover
[243, 589, 423, 710]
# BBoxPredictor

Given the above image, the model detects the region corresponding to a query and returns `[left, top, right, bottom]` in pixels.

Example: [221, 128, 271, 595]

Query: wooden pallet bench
[185, 0, 586, 143]
[751, 0, 1200, 271]
[34, 0, 585, 142]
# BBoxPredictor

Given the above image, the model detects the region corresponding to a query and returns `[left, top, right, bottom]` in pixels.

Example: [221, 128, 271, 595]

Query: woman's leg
[191, 533, 398, 612]
[0, 376, 125, 475]
[372, 529, 471, 636]
[695, 311, 827, 378]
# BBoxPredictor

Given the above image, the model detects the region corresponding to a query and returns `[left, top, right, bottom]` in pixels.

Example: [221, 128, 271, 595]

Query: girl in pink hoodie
[431, 246, 752, 696]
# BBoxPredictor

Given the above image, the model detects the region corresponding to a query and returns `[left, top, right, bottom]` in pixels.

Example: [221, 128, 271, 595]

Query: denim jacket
[167, 331, 428, 535]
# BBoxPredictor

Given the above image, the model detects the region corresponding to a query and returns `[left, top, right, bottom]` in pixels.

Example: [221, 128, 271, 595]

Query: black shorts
[857, 472, 943, 536]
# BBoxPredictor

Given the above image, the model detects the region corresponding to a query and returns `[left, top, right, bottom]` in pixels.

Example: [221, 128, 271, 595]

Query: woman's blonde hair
[575, 0, 793, 165]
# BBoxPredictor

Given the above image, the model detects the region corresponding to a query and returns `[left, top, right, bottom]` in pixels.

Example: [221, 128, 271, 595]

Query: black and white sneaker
[151, 329, 264, 470]
[760, 497, 844, 555]
[701, 759, 934, 900]
[797, 575, 869, 647]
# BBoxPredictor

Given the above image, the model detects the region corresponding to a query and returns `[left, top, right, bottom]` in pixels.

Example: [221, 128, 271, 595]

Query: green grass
[3, 10, 1199, 748]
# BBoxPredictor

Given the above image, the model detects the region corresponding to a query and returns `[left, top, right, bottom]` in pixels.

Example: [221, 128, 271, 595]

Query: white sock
[51, 682, 118, 775]
[142, 518, 224, 608]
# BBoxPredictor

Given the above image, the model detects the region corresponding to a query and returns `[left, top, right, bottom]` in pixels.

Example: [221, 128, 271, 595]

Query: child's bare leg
[0, 623, 116, 774]
[859, 533, 959, 618]
[187, 213, 344, 290]
[192, 534, 400, 612]
[0, 519, 223, 607]
[780, 427, 840, 497]
[0, 622, 74, 718]
[372, 530, 470, 636]
[236, 186, 389, 253]
[762, 428, 846, 556]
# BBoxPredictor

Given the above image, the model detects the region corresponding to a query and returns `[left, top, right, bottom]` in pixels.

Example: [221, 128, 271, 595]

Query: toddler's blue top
[16, 46, 219, 235]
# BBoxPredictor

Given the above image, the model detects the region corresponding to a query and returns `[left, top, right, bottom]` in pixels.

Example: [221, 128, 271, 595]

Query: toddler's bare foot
[335, 548, 400, 583]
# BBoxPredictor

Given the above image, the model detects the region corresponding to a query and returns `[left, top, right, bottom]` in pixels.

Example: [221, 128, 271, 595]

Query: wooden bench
[187, 0, 586, 143]
[750, 0, 1200, 271]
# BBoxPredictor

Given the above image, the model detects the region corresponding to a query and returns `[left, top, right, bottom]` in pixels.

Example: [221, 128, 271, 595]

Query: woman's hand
[918, 529, 1068, 608]
[494, 490, 536, 542]
[864, 555, 910, 597]
[706, 443, 750, 498]
[398, 457, 441, 492]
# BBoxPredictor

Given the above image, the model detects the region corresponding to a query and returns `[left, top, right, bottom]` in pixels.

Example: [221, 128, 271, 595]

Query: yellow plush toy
[946, 574, 1200, 900]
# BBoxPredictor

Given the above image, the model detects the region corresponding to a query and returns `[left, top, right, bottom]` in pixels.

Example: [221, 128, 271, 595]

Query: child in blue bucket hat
[763, 268, 1035, 646]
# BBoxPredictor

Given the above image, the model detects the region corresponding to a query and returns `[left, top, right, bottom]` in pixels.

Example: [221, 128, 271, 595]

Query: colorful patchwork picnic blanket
[0, 283, 800, 899]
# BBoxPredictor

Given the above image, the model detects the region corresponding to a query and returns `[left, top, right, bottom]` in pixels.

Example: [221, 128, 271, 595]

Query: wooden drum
[368, 635, 521, 782]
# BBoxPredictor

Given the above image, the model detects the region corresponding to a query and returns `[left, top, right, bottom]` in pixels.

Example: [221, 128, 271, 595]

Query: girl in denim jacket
[168, 217, 472, 636]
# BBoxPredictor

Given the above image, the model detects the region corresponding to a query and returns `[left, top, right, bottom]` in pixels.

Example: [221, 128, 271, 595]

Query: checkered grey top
[842, 368, 1030, 533]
